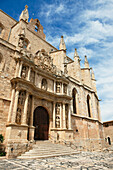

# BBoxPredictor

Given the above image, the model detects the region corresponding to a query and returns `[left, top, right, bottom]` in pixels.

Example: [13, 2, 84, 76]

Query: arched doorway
[33, 106, 49, 140]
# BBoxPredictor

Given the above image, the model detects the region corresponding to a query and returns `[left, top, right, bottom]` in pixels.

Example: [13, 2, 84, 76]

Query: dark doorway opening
[108, 137, 111, 145]
[33, 106, 49, 140]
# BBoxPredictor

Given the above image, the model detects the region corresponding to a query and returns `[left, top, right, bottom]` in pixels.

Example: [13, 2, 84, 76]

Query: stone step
[17, 140, 78, 159]
[23, 150, 75, 156]
[26, 148, 73, 153]
[18, 151, 78, 159]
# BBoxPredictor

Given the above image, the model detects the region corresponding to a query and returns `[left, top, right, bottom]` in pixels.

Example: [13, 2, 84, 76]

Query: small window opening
[35, 25, 38, 32]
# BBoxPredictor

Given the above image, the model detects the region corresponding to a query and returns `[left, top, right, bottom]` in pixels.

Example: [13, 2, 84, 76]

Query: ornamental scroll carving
[34, 50, 57, 74]
[16, 91, 26, 124]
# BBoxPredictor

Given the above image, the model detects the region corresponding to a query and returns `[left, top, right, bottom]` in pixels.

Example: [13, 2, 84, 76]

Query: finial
[84, 55, 89, 68]
[59, 35, 66, 50]
[74, 48, 79, 57]
[19, 5, 29, 22]
[25, 5, 28, 9]
[91, 68, 95, 80]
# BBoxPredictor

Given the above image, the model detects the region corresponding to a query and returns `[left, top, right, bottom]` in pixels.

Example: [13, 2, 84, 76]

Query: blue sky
[1, 0, 113, 122]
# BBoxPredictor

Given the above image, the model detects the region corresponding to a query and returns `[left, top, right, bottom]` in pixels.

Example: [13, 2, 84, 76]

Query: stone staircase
[17, 140, 79, 159]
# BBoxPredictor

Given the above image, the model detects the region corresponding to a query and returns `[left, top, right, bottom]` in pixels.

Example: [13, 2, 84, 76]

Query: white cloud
[39, 0, 113, 122]
[55, 4, 64, 13]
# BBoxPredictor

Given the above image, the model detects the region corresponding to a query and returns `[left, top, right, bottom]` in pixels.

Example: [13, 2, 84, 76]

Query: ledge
[11, 77, 72, 101]
[51, 128, 73, 131]
[71, 113, 102, 124]
[6, 123, 28, 128]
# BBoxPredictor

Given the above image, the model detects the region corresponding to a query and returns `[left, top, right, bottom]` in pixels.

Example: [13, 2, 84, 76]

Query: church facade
[0, 6, 104, 158]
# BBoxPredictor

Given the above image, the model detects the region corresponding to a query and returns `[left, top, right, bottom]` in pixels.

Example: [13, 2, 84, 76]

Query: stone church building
[0, 6, 104, 157]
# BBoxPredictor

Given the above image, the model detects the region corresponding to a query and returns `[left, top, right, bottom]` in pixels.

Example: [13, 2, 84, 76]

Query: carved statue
[16, 108, 21, 124]
[55, 116, 60, 128]
[19, 5, 29, 22]
[41, 79, 47, 90]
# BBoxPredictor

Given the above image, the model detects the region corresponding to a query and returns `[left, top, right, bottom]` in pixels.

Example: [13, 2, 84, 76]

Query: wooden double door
[33, 106, 49, 140]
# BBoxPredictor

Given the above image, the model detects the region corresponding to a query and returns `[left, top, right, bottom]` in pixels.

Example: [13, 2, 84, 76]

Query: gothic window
[30, 69, 35, 84]
[21, 65, 28, 79]
[41, 78, 47, 90]
[63, 84, 67, 94]
[56, 82, 61, 93]
[72, 88, 77, 114]
[87, 95, 91, 117]
[16, 91, 26, 124]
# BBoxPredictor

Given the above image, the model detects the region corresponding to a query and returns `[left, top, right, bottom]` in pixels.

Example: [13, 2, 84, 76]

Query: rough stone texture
[0, 150, 113, 169]
[0, 7, 106, 158]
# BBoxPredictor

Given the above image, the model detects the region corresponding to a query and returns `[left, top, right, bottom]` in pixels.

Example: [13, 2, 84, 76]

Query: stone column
[54, 80, 56, 93]
[8, 87, 15, 122]
[15, 61, 20, 78]
[68, 105, 71, 129]
[27, 66, 31, 81]
[62, 83, 63, 94]
[11, 89, 19, 123]
[60, 103, 62, 128]
[30, 96, 34, 126]
[63, 103, 66, 129]
[22, 91, 29, 125]
[34, 71, 36, 85]
[18, 61, 23, 77]
[53, 102, 56, 128]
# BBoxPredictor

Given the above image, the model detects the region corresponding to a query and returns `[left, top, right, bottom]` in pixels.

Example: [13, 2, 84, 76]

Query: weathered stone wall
[0, 42, 16, 137]
[0, 10, 17, 41]
[9, 20, 57, 54]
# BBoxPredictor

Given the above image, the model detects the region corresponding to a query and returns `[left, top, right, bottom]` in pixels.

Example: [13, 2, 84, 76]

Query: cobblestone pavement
[0, 151, 113, 170]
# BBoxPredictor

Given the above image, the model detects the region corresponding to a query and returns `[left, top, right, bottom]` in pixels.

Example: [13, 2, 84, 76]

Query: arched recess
[33, 106, 49, 140]
[87, 95, 91, 117]
[0, 53, 3, 63]
[0, 23, 4, 35]
[23, 38, 30, 49]
[41, 78, 47, 90]
[72, 88, 78, 114]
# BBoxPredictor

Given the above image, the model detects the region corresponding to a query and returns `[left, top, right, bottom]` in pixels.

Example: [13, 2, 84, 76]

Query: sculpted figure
[19, 5, 29, 22]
